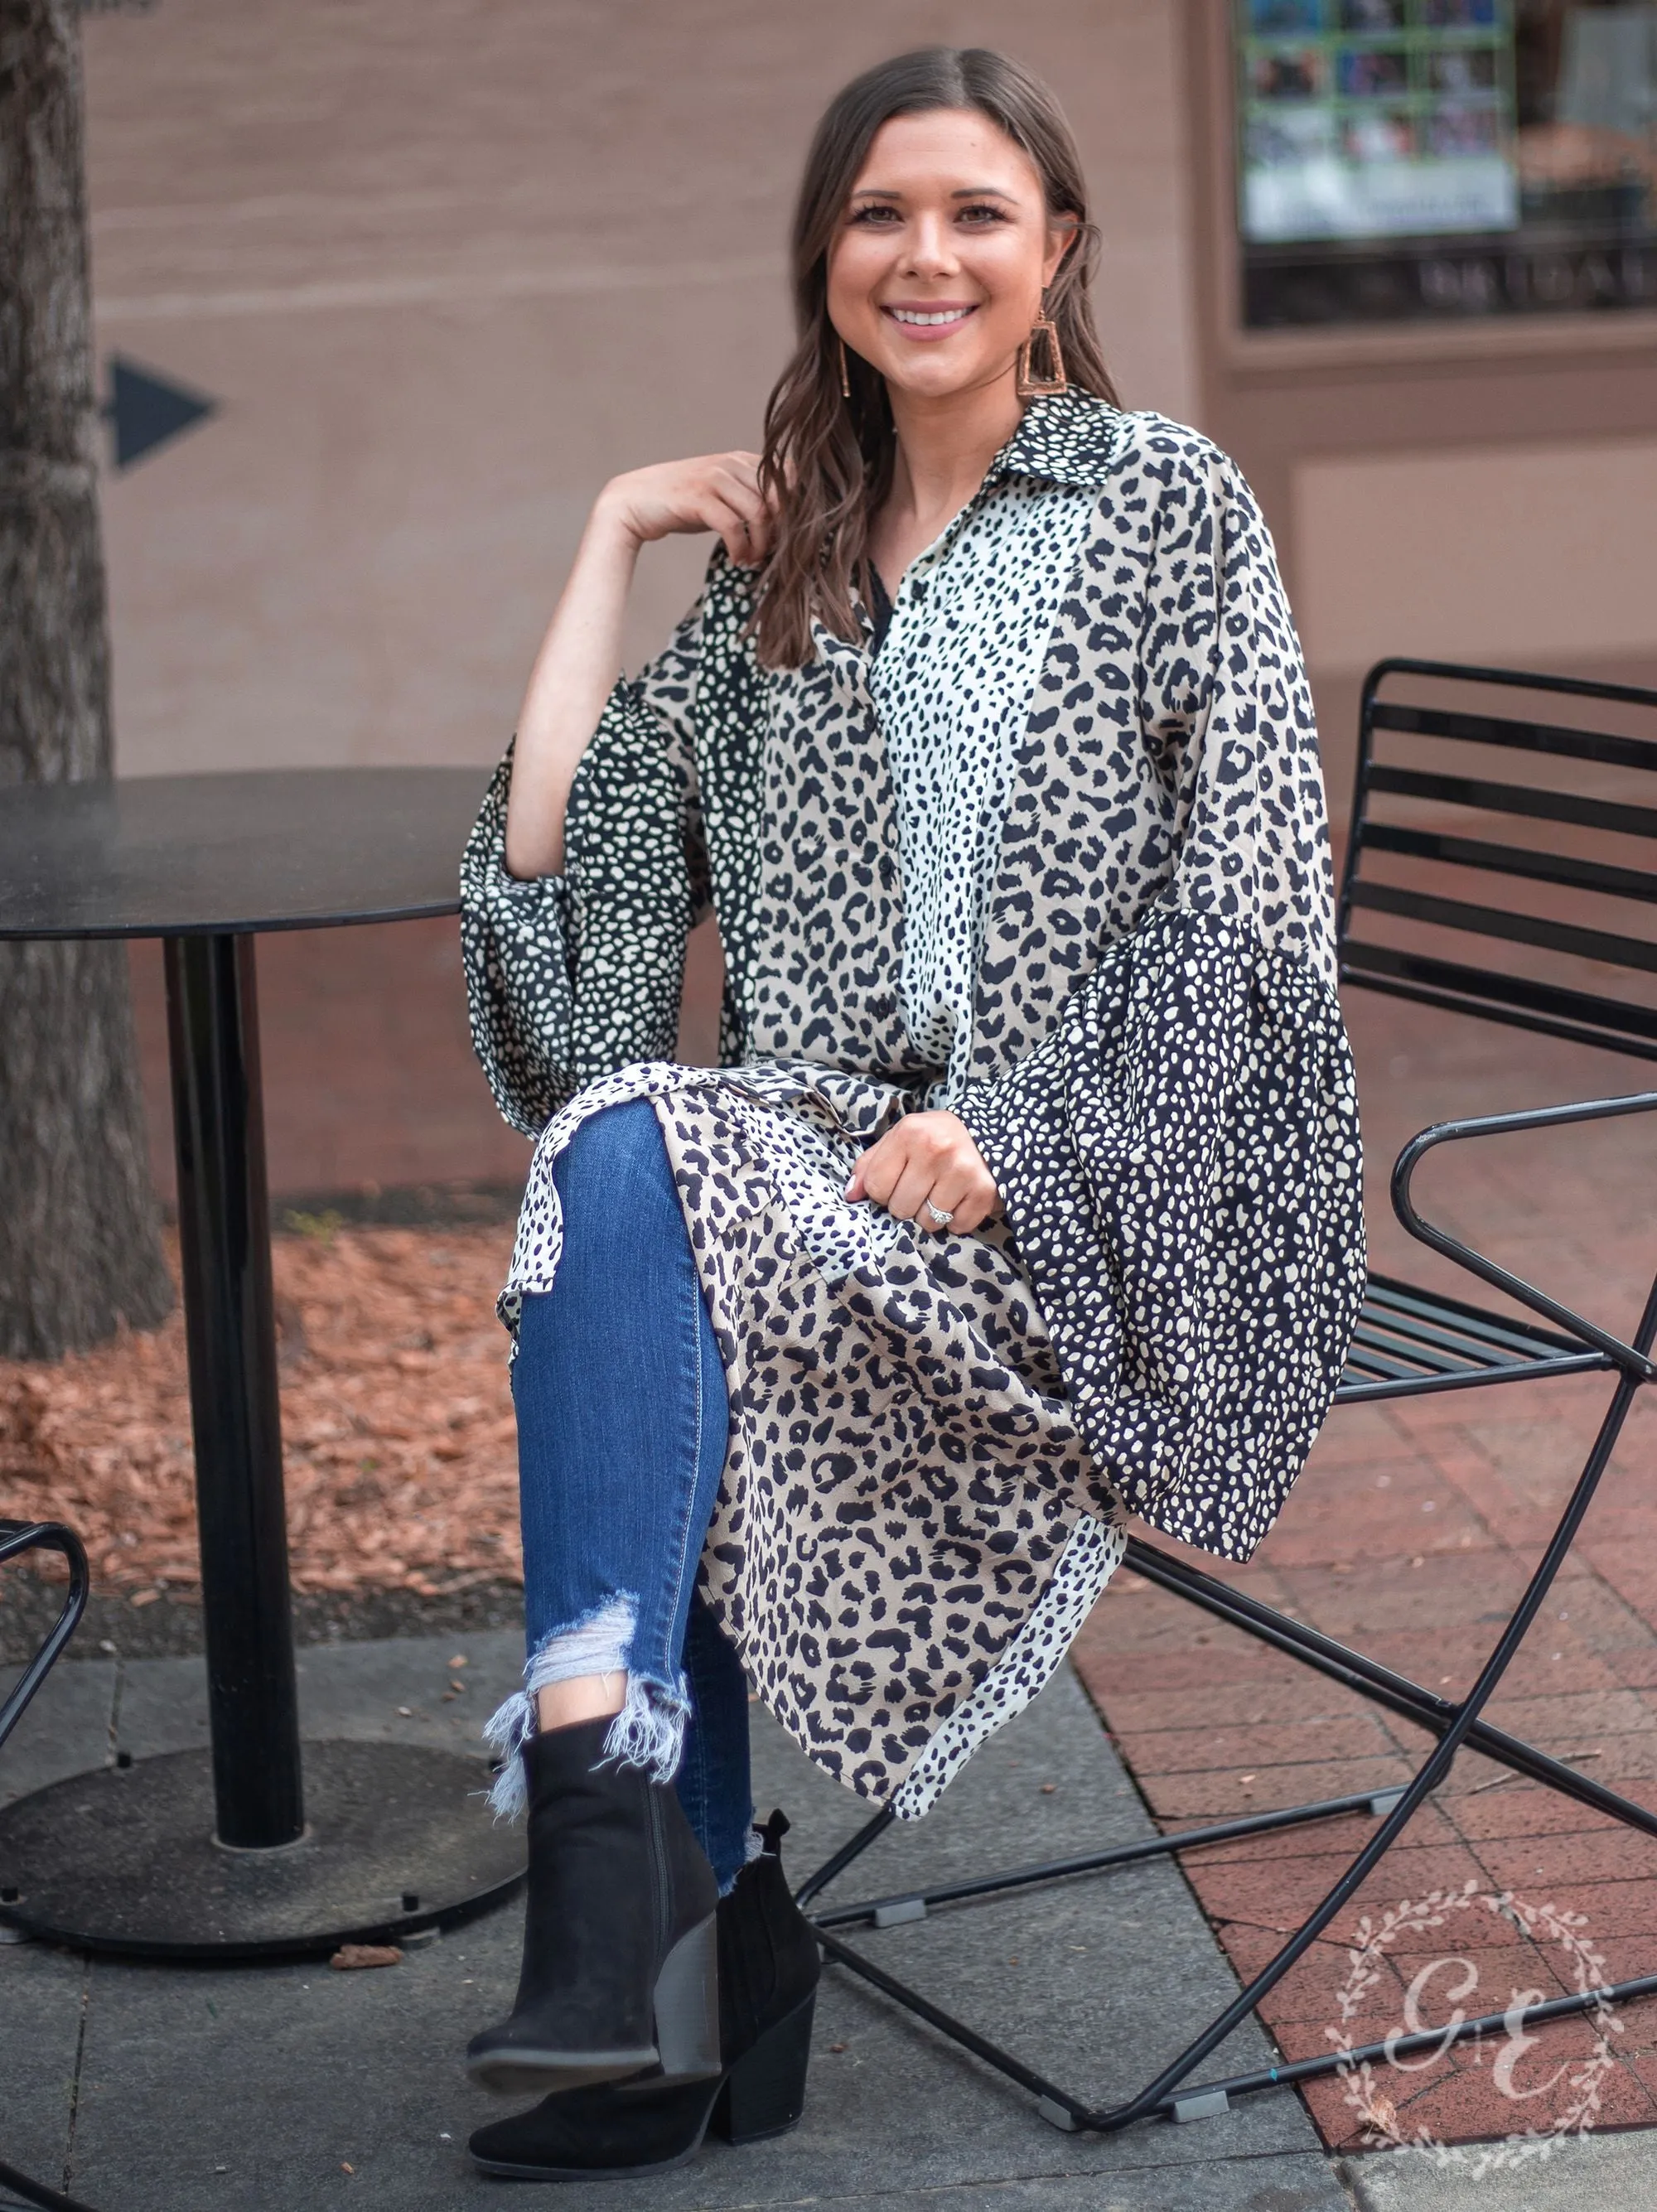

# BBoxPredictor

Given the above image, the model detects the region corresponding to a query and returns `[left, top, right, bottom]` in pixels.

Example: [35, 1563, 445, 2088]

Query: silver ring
[923, 1199, 954, 1229]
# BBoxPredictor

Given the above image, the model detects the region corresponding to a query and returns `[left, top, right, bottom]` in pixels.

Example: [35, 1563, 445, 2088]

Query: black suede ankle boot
[713, 1810, 822, 2138]
[468, 1809, 822, 2179]
[466, 1716, 720, 2099]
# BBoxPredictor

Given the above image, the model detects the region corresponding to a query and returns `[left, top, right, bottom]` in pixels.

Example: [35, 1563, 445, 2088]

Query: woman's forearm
[503, 452, 771, 879]
[505, 495, 641, 881]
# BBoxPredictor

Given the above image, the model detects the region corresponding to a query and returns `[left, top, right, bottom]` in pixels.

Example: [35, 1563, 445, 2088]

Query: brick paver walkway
[1074, 985, 1657, 2150]
[125, 906, 1657, 2150]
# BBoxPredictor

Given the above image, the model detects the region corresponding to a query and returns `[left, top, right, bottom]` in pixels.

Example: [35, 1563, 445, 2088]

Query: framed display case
[1231, 2, 1657, 331]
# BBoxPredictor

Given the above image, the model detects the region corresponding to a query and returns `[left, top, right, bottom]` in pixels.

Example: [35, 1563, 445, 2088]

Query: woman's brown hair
[753, 47, 1118, 669]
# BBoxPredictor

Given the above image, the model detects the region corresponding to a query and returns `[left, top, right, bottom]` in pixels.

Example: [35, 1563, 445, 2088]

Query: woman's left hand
[844, 1110, 999, 1234]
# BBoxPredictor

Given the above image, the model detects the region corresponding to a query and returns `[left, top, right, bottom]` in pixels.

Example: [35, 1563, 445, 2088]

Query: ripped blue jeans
[485, 1099, 754, 1892]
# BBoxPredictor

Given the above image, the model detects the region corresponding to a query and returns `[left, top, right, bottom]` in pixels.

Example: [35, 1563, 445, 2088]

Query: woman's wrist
[587, 481, 650, 560]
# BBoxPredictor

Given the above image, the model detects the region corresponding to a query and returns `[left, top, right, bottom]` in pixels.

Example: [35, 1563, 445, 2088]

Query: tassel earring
[838, 337, 852, 401]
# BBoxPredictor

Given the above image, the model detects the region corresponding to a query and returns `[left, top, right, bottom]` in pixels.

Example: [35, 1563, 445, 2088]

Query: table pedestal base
[0, 1741, 525, 1958]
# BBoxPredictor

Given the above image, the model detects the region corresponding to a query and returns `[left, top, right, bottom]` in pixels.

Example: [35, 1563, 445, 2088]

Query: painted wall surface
[1292, 439, 1657, 677]
[83, 1, 1201, 780]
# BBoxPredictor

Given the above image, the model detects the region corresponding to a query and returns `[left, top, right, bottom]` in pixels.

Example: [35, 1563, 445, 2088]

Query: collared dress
[461, 392, 1366, 1816]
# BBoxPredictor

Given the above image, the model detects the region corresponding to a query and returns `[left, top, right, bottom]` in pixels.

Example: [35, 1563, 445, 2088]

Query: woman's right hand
[596, 452, 774, 568]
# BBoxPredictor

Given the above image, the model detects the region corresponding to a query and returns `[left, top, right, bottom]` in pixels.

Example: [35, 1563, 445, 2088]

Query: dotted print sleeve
[458, 599, 711, 1133]
[957, 427, 1366, 1562]
[458, 741, 575, 1137]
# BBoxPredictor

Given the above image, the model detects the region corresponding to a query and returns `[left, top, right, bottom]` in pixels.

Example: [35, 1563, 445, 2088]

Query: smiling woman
[757, 48, 1118, 669]
[457, 42, 1365, 2185]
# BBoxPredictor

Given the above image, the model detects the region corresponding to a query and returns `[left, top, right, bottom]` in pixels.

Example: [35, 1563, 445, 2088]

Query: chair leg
[809, 1788, 1413, 1933]
[0, 1522, 89, 1759]
[1, 1523, 102, 2212]
[1124, 1540, 1657, 1838]
[792, 1804, 894, 1910]
[798, 1332, 1657, 2133]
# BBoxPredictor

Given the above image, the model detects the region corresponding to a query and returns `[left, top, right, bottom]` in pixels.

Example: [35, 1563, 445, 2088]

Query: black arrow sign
[103, 355, 219, 470]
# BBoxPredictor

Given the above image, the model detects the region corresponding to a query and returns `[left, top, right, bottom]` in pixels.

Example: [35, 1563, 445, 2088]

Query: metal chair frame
[1, 1519, 100, 2212]
[795, 659, 1657, 2132]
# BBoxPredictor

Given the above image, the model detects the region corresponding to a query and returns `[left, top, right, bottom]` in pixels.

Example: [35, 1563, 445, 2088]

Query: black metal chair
[795, 659, 1657, 2132]
[2, 1519, 100, 2212]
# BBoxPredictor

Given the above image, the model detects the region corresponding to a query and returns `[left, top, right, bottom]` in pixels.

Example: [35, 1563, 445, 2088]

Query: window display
[1235, 1, 1657, 326]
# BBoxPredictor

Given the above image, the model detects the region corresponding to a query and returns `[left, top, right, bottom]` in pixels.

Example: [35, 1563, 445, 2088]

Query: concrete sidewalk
[9, 1640, 1657, 2212]
[0, 1632, 1350, 2212]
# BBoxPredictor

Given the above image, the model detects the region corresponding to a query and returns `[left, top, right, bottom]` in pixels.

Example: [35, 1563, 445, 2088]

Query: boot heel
[713, 1992, 816, 2144]
[653, 1911, 721, 2079]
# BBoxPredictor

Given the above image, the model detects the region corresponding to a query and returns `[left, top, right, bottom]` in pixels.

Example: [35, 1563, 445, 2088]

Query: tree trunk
[0, 0, 172, 1359]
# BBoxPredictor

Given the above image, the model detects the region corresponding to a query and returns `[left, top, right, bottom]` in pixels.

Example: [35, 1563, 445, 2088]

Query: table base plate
[0, 1741, 525, 1958]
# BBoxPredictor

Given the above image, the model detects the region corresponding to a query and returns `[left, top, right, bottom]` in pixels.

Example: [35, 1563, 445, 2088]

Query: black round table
[0, 770, 526, 1957]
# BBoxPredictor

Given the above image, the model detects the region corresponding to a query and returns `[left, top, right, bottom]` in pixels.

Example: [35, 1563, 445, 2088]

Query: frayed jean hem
[481, 1595, 691, 1820]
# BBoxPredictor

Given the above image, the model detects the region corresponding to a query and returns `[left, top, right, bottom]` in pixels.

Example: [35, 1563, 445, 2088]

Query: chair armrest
[0, 1519, 90, 1757]
[1389, 1091, 1657, 1382]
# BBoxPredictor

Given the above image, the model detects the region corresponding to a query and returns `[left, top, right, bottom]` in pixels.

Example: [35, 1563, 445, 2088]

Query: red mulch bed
[1, 1222, 520, 1604]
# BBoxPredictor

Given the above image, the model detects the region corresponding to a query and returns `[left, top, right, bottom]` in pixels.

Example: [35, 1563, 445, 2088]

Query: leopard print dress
[461, 393, 1366, 1814]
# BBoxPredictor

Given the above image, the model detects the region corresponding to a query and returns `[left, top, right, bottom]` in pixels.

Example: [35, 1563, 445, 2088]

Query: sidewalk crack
[61, 1954, 92, 2200]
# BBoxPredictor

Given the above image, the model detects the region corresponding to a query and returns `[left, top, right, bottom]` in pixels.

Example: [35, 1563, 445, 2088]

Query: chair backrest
[1336, 659, 1657, 1065]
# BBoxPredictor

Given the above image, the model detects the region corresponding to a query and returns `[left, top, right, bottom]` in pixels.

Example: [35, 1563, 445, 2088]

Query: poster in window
[1237, 0, 1519, 243]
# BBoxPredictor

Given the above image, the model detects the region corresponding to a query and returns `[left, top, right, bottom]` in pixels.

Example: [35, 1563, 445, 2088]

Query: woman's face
[826, 109, 1073, 404]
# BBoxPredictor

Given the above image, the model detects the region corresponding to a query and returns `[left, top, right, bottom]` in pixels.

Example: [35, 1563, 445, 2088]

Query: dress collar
[989, 389, 1126, 494]
[808, 390, 1124, 672]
